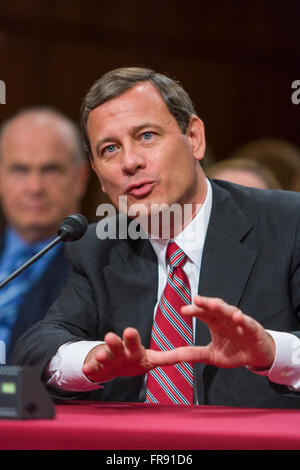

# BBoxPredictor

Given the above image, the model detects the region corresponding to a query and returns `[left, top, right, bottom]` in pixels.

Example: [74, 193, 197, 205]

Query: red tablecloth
[0, 401, 300, 450]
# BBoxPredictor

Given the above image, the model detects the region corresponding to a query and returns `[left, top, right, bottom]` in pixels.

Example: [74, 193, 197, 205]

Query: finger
[101, 332, 124, 360]
[183, 296, 245, 325]
[181, 296, 230, 319]
[181, 303, 203, 316]
[193, 296, 237, 317]
[82, 355, 103, 378]
[181, 299, 250, 337]
[181, 301, 226, 326]
[94, 345, 114, 364]
[231, 311, 263, 339]
[148, 345, 211, 366]
[123, 327, 143, 355]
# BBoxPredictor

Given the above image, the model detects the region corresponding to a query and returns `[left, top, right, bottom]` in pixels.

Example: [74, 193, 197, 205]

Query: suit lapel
[195, 181, 258, 402]
[196, 181, 258, 343]
[103, 237, 158, 348]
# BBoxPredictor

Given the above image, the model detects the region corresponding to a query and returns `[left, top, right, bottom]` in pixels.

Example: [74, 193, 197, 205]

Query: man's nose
[26, 172, 45, 193]
[121, 146, 146, 174]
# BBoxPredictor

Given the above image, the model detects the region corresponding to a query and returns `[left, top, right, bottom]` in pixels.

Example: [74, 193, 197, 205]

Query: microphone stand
[0, 213, 88, 291]
[0, 233, 65, 290]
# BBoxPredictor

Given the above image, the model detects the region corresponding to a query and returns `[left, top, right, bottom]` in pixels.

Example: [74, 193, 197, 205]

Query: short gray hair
[80, 66, 197, 157]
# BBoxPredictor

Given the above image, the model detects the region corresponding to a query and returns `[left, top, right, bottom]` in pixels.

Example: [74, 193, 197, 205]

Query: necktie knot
[166, 242, 187, 269]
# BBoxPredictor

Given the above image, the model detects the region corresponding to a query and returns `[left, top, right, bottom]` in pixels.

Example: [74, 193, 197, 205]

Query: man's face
[87, 82, 206, 220]
[0, 115, 87, 242]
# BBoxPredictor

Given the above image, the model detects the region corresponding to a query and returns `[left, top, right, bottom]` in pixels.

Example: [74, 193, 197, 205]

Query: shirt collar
[149, 178, 212, 271]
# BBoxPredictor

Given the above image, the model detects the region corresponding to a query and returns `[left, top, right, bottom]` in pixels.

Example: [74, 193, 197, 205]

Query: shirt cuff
[249, 330, 300, 391]
[47, 340, 105, 392]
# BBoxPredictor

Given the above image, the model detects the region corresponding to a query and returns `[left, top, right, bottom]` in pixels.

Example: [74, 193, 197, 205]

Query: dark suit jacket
[11, 180, 300, 408]
[2, 242, 71, 362]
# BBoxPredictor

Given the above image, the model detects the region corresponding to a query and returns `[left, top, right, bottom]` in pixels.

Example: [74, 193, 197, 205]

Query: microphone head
[58, 214, 88, 242]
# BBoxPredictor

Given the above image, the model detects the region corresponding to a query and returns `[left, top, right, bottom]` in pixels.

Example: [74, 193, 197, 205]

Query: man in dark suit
[11, 68, 300, 407]
[0, 107, 89, 361]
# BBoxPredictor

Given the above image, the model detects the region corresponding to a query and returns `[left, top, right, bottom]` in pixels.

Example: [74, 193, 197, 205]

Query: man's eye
[142, 132, 154, 141]
[103, 144, 116, 155]
[42, 165, 63, 174]
[10, 166, 27, 174]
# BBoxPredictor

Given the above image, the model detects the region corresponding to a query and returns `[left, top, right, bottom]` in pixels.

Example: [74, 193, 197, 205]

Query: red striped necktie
[145, 242, 194, 405]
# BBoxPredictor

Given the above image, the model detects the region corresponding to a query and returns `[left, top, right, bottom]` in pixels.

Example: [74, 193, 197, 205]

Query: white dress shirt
[47, 179, 300, 393]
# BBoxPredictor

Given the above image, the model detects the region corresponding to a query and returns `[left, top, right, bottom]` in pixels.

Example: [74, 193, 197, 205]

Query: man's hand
[178, 295, 276, 370]
[82, 327, 175, 383]
[82, 295, 276, 383]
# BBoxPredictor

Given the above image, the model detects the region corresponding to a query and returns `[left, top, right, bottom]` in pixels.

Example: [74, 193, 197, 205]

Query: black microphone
[0, 214, 88, 289]
[57, 214, 88, 241]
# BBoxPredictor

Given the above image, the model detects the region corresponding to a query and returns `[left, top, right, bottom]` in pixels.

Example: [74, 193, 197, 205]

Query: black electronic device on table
[0, 365, 55, 420]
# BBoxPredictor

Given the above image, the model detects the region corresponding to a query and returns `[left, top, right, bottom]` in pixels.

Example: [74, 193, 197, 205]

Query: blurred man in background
[206, 158, 281, 190]
[0, 107, 89, 361]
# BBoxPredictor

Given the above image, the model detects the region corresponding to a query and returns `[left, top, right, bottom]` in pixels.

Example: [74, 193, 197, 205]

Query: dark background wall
[0, 0, 299, 221]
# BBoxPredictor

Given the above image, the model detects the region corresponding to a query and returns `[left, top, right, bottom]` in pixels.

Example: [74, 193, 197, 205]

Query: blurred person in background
[206, 158, 281, 190]
[0, 107, 89, 361]
[228, 138, 300, 192]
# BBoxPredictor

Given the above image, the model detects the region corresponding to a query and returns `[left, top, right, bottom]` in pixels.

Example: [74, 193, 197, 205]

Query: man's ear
[185, 115, 206, 162]
[89, 154, 95, 171]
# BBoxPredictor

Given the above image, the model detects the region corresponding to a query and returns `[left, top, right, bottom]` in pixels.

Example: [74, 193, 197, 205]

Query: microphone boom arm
[0, 213, 88, 290]
[0, 234, 64, 290]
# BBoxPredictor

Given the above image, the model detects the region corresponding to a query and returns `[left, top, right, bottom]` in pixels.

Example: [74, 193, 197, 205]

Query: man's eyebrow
[94, 123, 164, 156]
[131, 123, 164, 134]
[8, 161, 64, 169]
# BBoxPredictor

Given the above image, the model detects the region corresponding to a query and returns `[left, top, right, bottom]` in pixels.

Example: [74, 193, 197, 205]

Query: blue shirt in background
[0, 226, 61, 351]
